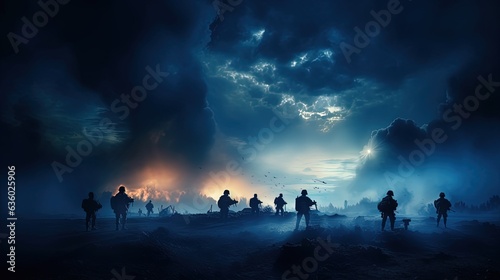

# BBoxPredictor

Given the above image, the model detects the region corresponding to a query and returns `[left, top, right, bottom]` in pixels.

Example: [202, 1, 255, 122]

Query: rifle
[313, 200, 318, 211]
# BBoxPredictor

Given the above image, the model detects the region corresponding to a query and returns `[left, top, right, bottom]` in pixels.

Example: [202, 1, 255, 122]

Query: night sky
[1, 0, 500, 216]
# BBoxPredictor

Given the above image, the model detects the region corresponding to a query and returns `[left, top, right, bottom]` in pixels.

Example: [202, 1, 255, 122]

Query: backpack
[377, 200, 386, 212]
[434, 199, 451, 211]
[217, 196, 225, 209]
[378, 197, 396, 212]
[295, 197, 310, 212]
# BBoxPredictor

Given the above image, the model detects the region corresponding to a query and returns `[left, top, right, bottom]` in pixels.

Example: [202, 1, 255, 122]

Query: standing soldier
[295, 190, 316, 230]
[434, 192, 452, 228]
[110, 185, 134, 231]
[138, 208, 143, 217]
[81, 192, 102, 231]
[217, 190, 238, 219]
[274, 193, 287, 216]
[378, 190, 398, 231]
[249, 194, 263, 216]
[146, 200, 154, 217]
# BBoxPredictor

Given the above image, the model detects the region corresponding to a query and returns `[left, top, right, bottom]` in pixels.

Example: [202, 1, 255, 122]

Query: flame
[107, 162, 276, 207]
[109, 162, 186, 202]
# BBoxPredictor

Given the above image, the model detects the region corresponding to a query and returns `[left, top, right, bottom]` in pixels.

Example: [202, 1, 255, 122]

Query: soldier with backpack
[217, 190, 238, 219]
[274, 193, 287, 216]
[295, 190, 316, 230]
[110, 185, 135, 230]
[81, 192, 102, 231]
[434, 192, 452, 228]
[378, 190, 398, 231]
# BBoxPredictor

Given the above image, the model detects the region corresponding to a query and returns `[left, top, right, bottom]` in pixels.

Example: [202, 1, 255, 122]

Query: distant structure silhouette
[434, 192, 452, 228]
[217, 190, 238, 219]
[110, 185, 134, 230]
[81, 192, 102, 231]
[377, 190, 398, 231]
[146, 200, 154, 217]
[274, 193, 287, 216]
[295, 190, 316, 230]
[249, 194, 263, 216]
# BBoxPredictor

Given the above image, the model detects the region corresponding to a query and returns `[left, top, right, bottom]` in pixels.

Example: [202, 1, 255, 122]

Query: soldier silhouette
[274, 193, 287, 216]
[81, 192, 102, 231]
[146, 200, 154, 217]
[378, 190, 398, 231]
[295, 190, 316, 230]
[217, 190, 238, 219]
[434, 192, 452, 228]
[249, 194, 263, 216]
[110, 185, 134, 230]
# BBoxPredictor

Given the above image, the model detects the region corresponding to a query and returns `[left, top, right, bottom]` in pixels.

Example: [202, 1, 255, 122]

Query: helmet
[279, 193, 283, 197]
[387, 190, 394, 196]
[439, 192, 445, 198]
[88, 192, 94, 198]
[254, 194, 258, 197]
[301, 189, 308, 195]
[119, 186, 125, 192]
[223, 190, 230, 195]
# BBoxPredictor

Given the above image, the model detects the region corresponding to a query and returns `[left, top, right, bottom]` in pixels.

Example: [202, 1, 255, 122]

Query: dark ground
[6, 212, 500, 280]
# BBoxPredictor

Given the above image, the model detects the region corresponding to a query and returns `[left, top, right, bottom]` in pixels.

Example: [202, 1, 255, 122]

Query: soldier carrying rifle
[217, 189, 238, 219]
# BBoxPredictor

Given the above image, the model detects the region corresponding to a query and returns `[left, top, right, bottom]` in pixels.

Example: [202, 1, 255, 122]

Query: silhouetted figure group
[81, 192, 102, 231]
[215, 189, 319, 229]
[81, 186, 454, 232]
[377, 190, 452, 231]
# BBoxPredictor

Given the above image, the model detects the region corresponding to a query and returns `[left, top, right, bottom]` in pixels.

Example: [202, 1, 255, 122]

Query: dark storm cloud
[352, 63, 500, 207]
[338, 0, 500, 209]
[204, 0, 500, 142]
[207, 0, 490, 95]
[0, 0, 217, 214]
